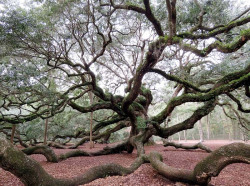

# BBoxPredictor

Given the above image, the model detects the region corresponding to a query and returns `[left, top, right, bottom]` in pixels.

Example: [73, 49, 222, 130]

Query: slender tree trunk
[44, 118, 49, 145]
[183, 130, 187, 141]
[10, 125, 16, 144]
[176, 114, 181, 142]
[206, 115, 210, 140]
[198, 120, 204, 142]
[88, 91, 94, 149]
[192, 133, 195, 140]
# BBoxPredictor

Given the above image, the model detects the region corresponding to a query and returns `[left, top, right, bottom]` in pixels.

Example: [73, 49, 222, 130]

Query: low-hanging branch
[21, 140, 129, 163]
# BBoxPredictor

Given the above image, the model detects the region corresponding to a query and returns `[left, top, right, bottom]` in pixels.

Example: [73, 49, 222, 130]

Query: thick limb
[149, 143, 250, 185]
[21, 140, 129, 162]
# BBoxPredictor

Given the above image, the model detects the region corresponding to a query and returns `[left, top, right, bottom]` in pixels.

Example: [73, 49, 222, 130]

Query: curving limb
[149, 143, 250, 185]
[21, 140, 129, 163]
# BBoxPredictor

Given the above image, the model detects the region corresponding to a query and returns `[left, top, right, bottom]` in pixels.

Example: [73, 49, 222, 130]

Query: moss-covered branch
[68, 101, 124, 115]
[178, 16, 250, 39]
[180, 30, 250, 57]
[152, 64, 250, 124]
[149, 68, 210, 92]
[152, 99, 216, 138]
[69, 122, 128, 149]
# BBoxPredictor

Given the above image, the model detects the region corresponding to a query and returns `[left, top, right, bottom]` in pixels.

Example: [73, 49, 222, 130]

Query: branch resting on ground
[0, 137, 249, 186]
[163, 141, 212, 153]
[149, 142, 250, 185]
[21, 140, 129, 162]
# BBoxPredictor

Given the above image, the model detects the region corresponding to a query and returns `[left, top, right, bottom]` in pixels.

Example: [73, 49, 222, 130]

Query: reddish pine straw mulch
[0, 140, 249, 186]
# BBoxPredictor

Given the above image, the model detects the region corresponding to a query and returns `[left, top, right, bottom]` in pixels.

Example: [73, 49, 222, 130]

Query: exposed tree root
[163, 141, 212, 153]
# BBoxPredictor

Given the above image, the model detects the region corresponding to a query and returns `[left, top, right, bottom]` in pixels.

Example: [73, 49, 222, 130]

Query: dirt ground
[0, 140, 249, 186]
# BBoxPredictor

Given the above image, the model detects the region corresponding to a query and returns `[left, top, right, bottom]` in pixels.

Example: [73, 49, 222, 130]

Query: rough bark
[163, 141, 212, 153]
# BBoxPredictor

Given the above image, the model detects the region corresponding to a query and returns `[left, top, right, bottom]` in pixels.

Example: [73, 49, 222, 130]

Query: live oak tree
[0, 0, 250, 185]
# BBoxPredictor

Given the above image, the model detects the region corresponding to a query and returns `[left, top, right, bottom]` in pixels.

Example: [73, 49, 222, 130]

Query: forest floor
[0, 140, 249, 186]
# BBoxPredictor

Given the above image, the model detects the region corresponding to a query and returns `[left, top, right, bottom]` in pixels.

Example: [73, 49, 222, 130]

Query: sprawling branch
[179, 31, 250, 57]
[21, 140, 129, 162]
[0, 137, 146, 185]
[152, 64, 250, 124]
[149, 68, 209, 93]
[163, 141, 212, 153]
[178, 16, 250, 39]
[226, 93, 250, 113]
[149, 143, 250, 185]
[111, 1, 164, 36]
[70, 122, 128, 149]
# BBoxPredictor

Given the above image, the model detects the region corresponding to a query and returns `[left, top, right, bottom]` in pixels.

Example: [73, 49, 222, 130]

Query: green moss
[136, 116, 146, 129]
[240, 29, 250, 37]
[172, 36, 182, 43]
[130, 102, 144, 111]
